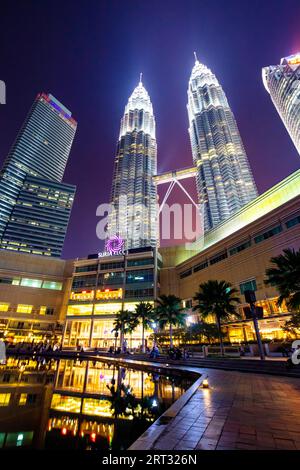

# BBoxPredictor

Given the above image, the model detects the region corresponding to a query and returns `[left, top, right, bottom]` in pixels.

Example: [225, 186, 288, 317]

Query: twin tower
[107, 57, 258, 249]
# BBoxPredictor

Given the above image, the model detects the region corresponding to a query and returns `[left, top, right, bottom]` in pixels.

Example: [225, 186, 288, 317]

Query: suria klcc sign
[98, 236, 126, 257]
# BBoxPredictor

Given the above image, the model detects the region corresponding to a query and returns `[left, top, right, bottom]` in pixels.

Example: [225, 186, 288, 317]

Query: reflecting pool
[0, 355, 194, 450]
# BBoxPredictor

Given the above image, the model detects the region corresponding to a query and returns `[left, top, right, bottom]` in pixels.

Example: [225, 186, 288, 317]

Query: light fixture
[202, 378, 209, 389]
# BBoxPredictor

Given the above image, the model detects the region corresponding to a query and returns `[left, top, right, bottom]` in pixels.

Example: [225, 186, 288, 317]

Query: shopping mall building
[63, 247, 160, 349]
[160, 169, 300, 343]
[0, 169, 300, 347]
[0, 250, 73, 344]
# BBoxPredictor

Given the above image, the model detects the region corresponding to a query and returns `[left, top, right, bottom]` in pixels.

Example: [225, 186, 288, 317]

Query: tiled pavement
[152, 369, 300, 450]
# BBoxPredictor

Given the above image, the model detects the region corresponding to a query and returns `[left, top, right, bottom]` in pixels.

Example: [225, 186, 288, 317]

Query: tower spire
[139, 72, 143, 84]
[194, 51, 198, 63]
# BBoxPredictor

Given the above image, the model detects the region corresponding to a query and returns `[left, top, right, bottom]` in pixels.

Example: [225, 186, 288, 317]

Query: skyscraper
[0, 93, 77, 257]
[107, 76, 157, 249]
[262, 53, 300, 156]
[187, 55, 258, 231]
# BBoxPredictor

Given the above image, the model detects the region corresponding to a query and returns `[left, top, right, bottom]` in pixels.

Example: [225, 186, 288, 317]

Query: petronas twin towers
[107, 56, 258, 249]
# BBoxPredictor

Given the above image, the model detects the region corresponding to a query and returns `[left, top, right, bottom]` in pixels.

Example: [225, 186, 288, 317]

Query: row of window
[0, 276, 62, 290]
[74, 258, 155, 274]
[179, 214, 300, 279]
[0, 393, 37, 407]
[0, 303, 54, 315]
[72, 269, 154, 289]
[125, 288, 154, 298]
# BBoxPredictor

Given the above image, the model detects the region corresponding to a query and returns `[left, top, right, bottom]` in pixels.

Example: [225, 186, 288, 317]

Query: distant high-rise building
[107, 76, 157, 249]
[187, 55, 258, 231]
[0, 93, 77, 257]
[262, 53, 300, 156]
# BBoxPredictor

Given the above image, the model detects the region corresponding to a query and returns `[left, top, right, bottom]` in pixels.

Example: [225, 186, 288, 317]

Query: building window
[26, 394, 37, 404]
[254, 225, 282, 244]
[239, 279, 257, 295]
[0, 277, 20, 285]
[285, 215, 300, 229]
[17, 304, 33, 314]
[72, 275, 96, 289]
[182, 299, 193, 308]
[209, 251, 228, 265]
[19, 394, 27, 406]
[40, 306, 54, 316]
[75, 264, 98, 273]
[98, 272, 124, 287]
[127, 258, 153, 267]
[20, 278, 43, 288]
[193, 261, 208, 272]
[0, 394, 11, 406]
[42, 280, 63, 290]
[67, 304, 93, 316]
[100, 262, 124, 271]
[179, 269, 192, 279]
[51, 394, 81, 413]
[125, 288, 154, 298]
[94, 303, 122, 315]
[0, 303, 9, 312]
[229, 240, 251, 256]
[5, 431, 34, 448]
[19, 393, 37, 406]
[126, 269, 153, 283]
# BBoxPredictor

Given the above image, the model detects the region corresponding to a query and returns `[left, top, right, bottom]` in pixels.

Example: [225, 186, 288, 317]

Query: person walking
[0, 334, 6, 365]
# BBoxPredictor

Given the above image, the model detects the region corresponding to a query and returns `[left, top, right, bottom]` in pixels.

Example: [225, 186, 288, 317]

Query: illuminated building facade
[0, 356, 55, 449]
[0, 250, 73, 344]
[63, 247, 161, 349]
[107, 77, 158, 249]
[48, 359, 190, 450]
[160, 169, 300, 344]
[262, 53, 300, 156]
[0, 93, 77, 257]
[187, 56, 258, 231]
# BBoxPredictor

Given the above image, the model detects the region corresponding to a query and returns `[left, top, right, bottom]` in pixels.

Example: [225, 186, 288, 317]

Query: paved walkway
[152, 369, 300, 450]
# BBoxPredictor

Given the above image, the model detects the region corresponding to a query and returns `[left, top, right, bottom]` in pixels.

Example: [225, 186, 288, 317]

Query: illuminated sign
[98, 236, 125, 257]
[95, 288, 123, 301]
[70, 288, 123, 301]
[70, 290, 94, 301]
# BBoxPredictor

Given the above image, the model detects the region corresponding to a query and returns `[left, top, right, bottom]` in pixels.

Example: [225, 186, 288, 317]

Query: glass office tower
[187, 56, 258, 231]
[262, 53, 300, 156]
[0, 93, 77, 257]
[107, 77, 157, 249]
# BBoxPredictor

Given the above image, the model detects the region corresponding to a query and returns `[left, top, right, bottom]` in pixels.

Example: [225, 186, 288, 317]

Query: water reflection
[0, 356, 192, 450]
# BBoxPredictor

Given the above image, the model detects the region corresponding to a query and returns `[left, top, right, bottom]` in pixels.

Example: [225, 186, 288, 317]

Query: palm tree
[112, 309, 138, 351]
[155, 294, 186, 348]
[193, 280, 241, 356]
[134, 302, 155, 353]
[188, 321, 222, 344]
[265, 248, 300, 311]
[283, 312, 300, 339]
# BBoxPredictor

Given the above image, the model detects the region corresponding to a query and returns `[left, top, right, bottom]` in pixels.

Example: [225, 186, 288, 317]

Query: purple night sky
[0, 0, 299, 259]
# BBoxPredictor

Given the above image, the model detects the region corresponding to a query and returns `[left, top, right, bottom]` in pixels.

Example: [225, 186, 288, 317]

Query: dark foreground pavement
[150, 368, 300, 450]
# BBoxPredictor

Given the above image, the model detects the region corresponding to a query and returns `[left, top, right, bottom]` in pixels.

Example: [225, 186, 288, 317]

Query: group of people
[6, 340, 61, 354]
[167, 347, 191, 360]
[149, 344, 159, 358]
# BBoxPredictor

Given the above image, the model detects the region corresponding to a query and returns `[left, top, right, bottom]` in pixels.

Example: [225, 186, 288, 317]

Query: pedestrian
[0, 334, 6, 365]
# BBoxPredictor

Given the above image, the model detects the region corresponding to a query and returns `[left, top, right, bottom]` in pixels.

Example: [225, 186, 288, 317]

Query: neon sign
[98, 236, 125, 257]
[95, 288, 123, 300]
